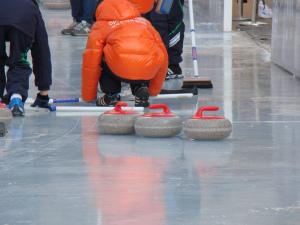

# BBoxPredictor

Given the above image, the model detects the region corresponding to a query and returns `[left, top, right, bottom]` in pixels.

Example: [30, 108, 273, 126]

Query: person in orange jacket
[81, 0, 168, 107]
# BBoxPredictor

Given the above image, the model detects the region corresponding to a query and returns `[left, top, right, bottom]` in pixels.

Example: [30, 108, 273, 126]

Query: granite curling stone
[0, 103, 12, 137]
[134, 104, 182, 138]
[0, 103, 12, 126]
[0, 122, 6, 137]
[98, 102, 141, 135]
[184, 106, 232, 140]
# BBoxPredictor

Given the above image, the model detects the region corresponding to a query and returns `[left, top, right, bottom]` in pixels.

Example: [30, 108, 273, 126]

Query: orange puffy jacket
[81, 0, 168, 102]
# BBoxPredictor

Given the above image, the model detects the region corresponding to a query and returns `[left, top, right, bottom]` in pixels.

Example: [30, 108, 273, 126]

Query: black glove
[0, 94, 10, 105]
[31, 93, 50, 109]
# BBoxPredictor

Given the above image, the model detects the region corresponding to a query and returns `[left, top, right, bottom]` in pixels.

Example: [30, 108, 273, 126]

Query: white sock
[10, 94, 22, 100]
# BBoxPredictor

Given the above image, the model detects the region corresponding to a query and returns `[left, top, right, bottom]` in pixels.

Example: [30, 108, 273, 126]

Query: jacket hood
[95, 0, 154, 21]
[127, 0, 154, 14]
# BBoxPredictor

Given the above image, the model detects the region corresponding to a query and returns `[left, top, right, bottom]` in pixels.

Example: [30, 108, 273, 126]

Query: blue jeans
[70, 0, 97, 24]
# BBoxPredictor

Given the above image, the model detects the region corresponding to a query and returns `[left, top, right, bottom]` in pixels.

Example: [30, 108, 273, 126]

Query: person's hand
[0, 95, 10, 105]
[31, 93, 51, 109]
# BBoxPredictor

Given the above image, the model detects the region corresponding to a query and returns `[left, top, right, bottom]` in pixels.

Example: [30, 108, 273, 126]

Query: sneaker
[71, 21, 91, 36]
[165, 65, 184, 80]
[96, 94, 121, 106]
[134, 86, 150, 107]
[258, 1, 272, 19]
[61, 19, 79, 35]
[8, 98, 24, 117]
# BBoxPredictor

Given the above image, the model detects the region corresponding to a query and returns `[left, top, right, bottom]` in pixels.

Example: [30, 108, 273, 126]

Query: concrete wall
[272, 0, 300, 78]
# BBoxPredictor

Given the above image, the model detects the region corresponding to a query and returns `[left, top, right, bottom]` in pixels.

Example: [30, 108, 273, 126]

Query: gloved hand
[31, 93, 50, 109]
[0, 94, 10, 105]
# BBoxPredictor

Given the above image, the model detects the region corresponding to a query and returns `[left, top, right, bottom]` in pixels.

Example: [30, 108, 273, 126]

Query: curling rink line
[232, 121, 300, 124]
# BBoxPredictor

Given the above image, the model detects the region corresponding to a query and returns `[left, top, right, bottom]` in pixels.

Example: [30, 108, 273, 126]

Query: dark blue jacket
[0, 0, 52, 90]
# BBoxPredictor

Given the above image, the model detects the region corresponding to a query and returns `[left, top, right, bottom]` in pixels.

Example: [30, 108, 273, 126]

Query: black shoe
[31, 93, 50, 109]
[96, 94, 121, 106]
[134, 87, 150, 107]
[165, 65, 183, 80]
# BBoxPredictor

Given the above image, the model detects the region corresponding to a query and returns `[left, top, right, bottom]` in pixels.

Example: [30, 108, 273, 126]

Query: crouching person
[81, 0, 168, 107]
[0, 0, 52, 116]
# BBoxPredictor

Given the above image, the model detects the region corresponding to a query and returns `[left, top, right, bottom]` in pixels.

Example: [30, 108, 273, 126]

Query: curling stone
[184, 106, 232, 140]
[0, 103, 12, 126]
[0, 103, 12, 137]
[43, 0, 70, 9]
[98, 102, 141, 135]
[134, 104, 182, 138]
[0, 122, 6, 137]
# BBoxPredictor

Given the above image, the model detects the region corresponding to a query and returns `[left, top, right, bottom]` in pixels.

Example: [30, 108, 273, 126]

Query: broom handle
[188, 0, 199, 77]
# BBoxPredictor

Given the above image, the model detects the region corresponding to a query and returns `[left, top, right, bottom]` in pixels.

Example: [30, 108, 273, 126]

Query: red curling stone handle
[193, 106, 225, 120]
[104, 101, 138, 115]
[0, 103, 7, 108]
[144, 104, 175, 117]
[113, 101, 128, 113]
[149, 104, 171, 114]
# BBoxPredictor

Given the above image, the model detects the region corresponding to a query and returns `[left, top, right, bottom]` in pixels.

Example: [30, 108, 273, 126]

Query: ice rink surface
[1, 5, 300, 225]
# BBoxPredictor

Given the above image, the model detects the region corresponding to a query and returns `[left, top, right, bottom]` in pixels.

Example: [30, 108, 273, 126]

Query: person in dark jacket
[145, 0, 185, 80]
[0, 0, 52, 116]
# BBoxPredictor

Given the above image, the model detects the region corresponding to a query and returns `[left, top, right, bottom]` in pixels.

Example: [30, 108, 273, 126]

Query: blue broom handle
[49, 98, 81, 104]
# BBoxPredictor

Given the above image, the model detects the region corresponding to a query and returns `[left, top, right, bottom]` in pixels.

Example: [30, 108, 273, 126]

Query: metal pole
[233, 0, 250, 21]
[238, 0, 243, 18]
[188, 0, 199, 77]
[25, 93, 194, 105]
[49, 106, 144, 112]
[251, 0, 258, 23]
[153, 93, 194, 99]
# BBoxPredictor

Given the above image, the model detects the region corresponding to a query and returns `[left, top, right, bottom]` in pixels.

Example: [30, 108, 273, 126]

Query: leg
[130, 81, 150, 107]
[0, 27, 7, 98]
[81, 0, 97, 24]
[61, 0, 82, 35]
[5, 27, 33, 102]
[145, 10, 169, 49]
[100, 62, 122, 95]
[97, 61, 121, 106]
[168, 0, 185, 75]
[130, 81, 149, 95]
[70, 0, 95, 36]
[70, 0, 83, 22]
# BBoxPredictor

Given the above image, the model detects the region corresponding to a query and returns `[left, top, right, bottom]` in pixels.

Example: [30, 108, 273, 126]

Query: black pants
[0, 26, 32, 101]
[145, 0, 185, 66]
[100, 62, 149, 95]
